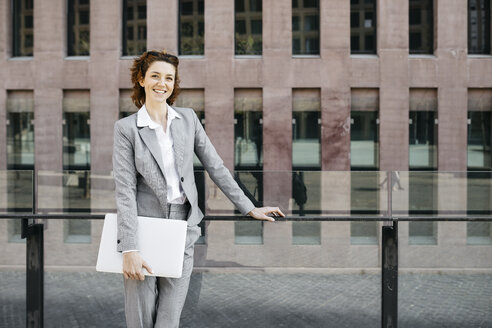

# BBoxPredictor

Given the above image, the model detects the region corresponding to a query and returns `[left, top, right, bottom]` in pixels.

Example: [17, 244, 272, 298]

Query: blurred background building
[1, 0, 491, 270]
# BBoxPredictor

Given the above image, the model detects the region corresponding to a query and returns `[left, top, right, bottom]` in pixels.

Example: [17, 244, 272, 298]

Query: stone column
[148, 0, 178, 53]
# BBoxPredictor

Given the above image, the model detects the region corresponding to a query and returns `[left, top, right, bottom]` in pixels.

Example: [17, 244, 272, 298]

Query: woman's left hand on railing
[248, 207, 285, 222]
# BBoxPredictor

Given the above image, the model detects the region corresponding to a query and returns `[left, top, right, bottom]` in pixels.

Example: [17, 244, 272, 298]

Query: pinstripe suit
[113, 105, 255, 327]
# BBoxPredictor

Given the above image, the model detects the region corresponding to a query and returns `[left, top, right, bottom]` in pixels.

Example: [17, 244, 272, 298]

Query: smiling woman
[113, 50, 284, 328]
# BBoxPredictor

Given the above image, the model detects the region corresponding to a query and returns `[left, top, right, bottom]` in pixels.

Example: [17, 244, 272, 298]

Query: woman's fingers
[142, 261, 154, 275]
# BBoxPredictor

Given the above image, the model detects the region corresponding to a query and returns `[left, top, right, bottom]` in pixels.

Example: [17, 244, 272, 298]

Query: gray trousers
[124, 203, 200, 328]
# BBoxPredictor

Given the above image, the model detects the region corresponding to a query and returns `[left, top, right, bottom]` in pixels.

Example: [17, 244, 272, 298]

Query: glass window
[234, 89, 263, 244]
[468, 111, 491, 168]
[409, 89, 437, 169]
[235, 0, 262, 55]
[468, 0, 491, 55]
[63, 91, 91, 243]
[292, 89, 320, 168]
[67, 0, 90, 56]
[409, 0, 434, 54]
[292, 0, 319, 55]
[7, 91, 34, 170]
[123, 0, 147, 56]
[350, 89, 379, 169]
[12, 0, 34, 56]
[467, 172, 492, 244]
[179, 0, 204, 55]
[350, 0, 377, 54]
[467, 90, 492, 169]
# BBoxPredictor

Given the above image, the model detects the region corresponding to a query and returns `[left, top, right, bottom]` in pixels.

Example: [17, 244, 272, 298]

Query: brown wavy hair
[130, 50, 181, 108]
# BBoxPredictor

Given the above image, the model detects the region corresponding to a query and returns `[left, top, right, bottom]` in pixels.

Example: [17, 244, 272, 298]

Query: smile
[153, 89, 166, 94]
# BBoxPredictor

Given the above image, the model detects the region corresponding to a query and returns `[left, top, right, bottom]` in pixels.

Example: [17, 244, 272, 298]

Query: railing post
[382, 220, 398, 328]
[26, 223, 44, 328]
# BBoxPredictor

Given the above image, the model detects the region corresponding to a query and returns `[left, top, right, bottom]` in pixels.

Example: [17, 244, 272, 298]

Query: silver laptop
[96, 213, 187, 278]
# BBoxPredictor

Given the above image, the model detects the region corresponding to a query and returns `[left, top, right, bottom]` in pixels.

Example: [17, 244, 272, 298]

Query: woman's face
[139, 60, 176, 105]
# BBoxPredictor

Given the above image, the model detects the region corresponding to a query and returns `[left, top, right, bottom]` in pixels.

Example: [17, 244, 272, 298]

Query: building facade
[1, 0, 492, 270]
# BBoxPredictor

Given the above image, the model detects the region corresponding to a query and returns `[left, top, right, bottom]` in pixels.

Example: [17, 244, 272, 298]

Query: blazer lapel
[138, 126, 166, 176]
[170, 117, 184, 175]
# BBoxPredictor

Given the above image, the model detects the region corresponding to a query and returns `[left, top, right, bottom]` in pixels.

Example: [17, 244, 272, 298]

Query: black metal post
[382, 221, 398, 328]
[26, 224, 44, 328]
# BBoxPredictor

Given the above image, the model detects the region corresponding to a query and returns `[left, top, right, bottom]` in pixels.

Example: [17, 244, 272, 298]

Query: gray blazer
[113, 106, 255, 252]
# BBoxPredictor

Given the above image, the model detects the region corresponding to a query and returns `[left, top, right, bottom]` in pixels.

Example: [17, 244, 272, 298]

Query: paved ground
[1, 271, 491, 328]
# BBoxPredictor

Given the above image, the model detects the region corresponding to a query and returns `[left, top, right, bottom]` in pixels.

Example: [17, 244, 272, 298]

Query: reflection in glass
[292, 111, 320, 167]
[468, 0, 491, 55]
[292, 0, 319, 55]
[12, 0, 34, 56]
[409, 111, 437, 169]
[467, 172, 492, 245]
[123, 0, 147, 56]
[179, 0, 204, 55]
[409, 0, 434, 54]
[235, 0, 262, 55]
[468, 111, 491, 169]
[67, 0, 90, 56]
[351, 0, 377, 54]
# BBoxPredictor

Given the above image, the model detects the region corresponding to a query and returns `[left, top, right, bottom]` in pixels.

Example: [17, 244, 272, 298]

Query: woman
[113, 50, 285, 327]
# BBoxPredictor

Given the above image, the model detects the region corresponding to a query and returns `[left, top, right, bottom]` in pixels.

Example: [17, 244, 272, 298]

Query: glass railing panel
[397, 171, 492, 327]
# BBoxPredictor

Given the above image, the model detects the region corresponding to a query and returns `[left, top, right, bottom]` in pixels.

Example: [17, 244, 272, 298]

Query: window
[235, 0, 262, 55]
[123, 0, 147, 56]
[409, 0, 434, 54]
[467, 89, 492, 169]
[292, 89, 321, 245]
[350, 89, 379, 169]
[292, 0, 320, 55]
[67, 0, 90, 56]
[63, 90, 91, 243]
[350, 89, 379, 244]
[467, 89, 492, 245]
[6, 91, 34, 243]
[350, 0, 377, 54]
[468, 0, 491, 55]
[179, 0, 204, 56]
[409, 89, 437, 169]
[7, 91, 34, 170]
[234, 89, 263, 244]
[408, 89, 438, 244]
[12, 0, 34, 56]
